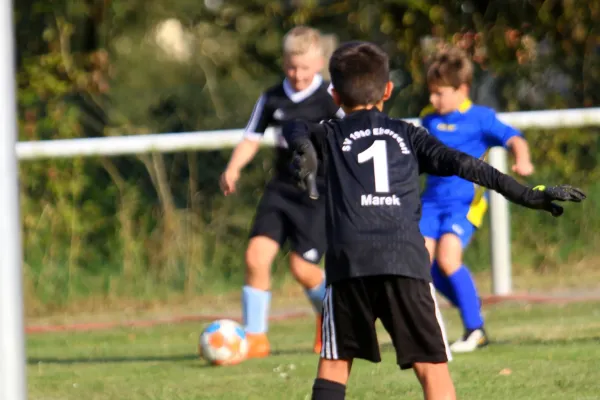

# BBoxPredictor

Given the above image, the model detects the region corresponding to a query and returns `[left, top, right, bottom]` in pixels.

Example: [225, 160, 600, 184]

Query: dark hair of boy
[328, 41, 390, 108]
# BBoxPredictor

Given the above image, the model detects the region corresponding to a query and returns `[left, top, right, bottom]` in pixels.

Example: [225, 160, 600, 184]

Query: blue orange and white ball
[198, 319, 248, 365]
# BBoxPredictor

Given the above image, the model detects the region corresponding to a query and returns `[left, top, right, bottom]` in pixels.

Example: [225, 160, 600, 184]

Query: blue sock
[447, 265, 484, 331]
[304, 274, 326, 314]
[242, 286, 271, 334]
[431, 261, 458, 307]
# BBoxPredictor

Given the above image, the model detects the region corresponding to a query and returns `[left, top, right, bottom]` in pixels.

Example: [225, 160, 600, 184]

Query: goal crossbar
[16, 107, 600, 160]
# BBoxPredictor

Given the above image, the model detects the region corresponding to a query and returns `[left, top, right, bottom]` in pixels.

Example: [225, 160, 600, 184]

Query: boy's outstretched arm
[506, 136, 534, 176]
[410, 125, 586, 216]
[482, 109, 534, 176]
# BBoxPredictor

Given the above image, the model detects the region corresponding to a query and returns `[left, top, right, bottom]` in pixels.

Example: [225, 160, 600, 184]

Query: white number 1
[357, 140, 389, 193]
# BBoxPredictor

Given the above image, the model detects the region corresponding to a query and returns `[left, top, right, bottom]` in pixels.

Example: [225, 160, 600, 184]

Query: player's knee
[435, 245, 462, 275]
[288, 257, 305, 280]
[317, 358, 352, 384]
[289, 263, 310, 285]
[245, 237, 279, 277]
[245, 247, 271, 280]
[413, 362, 451, 384]
[413, 362, 455, 399]
[413, 361, 437, 377]
[288, 253, 324, 288]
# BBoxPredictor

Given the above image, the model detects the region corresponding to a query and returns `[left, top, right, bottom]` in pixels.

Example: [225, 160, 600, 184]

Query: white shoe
[450, 328, 489, 353]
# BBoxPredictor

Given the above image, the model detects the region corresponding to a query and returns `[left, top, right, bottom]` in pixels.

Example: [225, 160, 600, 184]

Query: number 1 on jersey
[357, 140, 389, 193]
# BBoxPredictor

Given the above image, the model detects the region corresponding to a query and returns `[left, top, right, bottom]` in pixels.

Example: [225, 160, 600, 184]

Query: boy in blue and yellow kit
[420, 46, 535, 352]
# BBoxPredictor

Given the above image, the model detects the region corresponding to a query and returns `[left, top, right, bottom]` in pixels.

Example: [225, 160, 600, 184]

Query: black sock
[311, 378, 346, 400]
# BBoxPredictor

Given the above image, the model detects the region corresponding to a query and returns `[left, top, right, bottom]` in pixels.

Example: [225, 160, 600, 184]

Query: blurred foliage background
[15, 0, 600, 315]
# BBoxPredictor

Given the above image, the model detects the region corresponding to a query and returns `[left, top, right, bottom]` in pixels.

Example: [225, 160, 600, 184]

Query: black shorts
[320, 275, 451, 369]
[249, 185, 326, 264]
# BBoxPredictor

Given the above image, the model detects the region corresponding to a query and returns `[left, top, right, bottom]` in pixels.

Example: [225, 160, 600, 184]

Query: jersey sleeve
[408, 123, 533, 205]
[481, 107, 522, 148]
[243, 94, 271, 141]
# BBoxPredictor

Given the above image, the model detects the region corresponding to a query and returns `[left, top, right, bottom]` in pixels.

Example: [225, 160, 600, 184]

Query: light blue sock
[431, 261, 458, 307]
[304, 274, 326, 314]
[242, 286, 271, 334]
[447, 265, 484, 331]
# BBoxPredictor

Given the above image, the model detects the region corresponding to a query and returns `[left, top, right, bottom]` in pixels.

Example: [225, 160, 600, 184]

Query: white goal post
[2, 0, 26, 399]
[16, 107, 600, 297]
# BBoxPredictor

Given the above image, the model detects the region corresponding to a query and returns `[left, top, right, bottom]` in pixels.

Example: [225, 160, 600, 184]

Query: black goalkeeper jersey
[243, 74, 343, 190]
[284, 108, 534, 283]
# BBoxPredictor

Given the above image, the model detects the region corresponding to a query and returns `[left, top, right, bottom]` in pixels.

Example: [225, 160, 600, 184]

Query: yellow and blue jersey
[419, 100, 521, 230]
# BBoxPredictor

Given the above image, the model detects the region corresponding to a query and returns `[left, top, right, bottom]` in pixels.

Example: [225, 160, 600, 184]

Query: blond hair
[426, 46, 474, 88]
[283, 26, 323, 56]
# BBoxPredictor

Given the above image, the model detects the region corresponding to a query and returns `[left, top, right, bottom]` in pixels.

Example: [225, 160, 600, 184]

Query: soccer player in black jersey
[219, 26, 343, 359]
[283, 41, 586, 400]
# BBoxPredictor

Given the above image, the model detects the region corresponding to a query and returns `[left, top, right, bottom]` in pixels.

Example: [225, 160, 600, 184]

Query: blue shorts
[419, 202, 477, 248]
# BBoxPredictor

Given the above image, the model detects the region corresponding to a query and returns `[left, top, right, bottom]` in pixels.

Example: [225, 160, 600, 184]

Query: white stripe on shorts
[321, 288, 330, 359]
[429, 283, 453, 362]
[320, 286, 339, 359]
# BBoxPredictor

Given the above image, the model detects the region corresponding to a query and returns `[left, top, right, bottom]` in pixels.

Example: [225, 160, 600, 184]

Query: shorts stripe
[321, 288, 330, 358]
[321, 286, 339, 359]
[429, 283, 452, 362]
[327, 286, 338, 359]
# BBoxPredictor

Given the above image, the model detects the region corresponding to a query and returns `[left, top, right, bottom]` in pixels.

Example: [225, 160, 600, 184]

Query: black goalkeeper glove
[289, 137, 319, 199]
[522, 185, 586, 216]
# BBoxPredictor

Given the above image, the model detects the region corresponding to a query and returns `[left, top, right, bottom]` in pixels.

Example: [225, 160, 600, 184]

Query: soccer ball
[198, 319, 248, 365]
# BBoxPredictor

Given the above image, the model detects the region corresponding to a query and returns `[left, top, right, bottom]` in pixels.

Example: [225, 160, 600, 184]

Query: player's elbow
[506, 136, 532, 160]
[506, 135, 528, 150]
[232, 138, 261, 162]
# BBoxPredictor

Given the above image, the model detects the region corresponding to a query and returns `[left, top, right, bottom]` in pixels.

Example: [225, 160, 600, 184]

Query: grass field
[27, 300, 600, 400]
